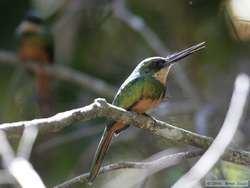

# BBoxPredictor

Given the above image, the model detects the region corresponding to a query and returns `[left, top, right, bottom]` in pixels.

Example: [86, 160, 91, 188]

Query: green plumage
[16, 12, 54, 63]
[107, 72, 165, 135]
[88, 42, 206, 183]
[113, 64, 165, 109]
[113, 76, 165, 109]
[18, 30, 54, 63]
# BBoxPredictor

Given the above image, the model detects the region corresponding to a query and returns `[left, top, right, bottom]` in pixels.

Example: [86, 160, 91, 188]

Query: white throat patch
[153, 66, 171, 84]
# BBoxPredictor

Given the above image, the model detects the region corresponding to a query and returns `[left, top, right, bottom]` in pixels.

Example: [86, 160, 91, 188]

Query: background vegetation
[0, 0, 250, 187]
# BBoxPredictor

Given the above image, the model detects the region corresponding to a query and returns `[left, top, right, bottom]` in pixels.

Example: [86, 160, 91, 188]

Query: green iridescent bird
[88, 42, 206, 182]
[16, 11, 54, 117]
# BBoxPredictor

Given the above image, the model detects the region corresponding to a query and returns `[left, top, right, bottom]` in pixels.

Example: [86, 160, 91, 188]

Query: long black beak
[164, 42, 206, 66]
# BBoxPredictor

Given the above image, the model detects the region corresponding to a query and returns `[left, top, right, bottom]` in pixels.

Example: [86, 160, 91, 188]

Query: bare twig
[54, 149, 203, 188]
[9, 158, 46, 188]
[101, 148, 199, 188]
[112, 0, 202, 107]
[0, 131, 15, 167]
[17, 126, 39, 159]
[0, 97, 250, 166]
[38, 100, 195, 153]
[0, 51, 116, 98]
[0, 130, 45, 188]
[0, 50, 197, 119]
[172, 74, 250, 188]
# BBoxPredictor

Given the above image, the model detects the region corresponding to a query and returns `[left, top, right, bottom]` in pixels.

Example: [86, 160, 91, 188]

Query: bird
[16, 11, 54, 117]
[88, 42, 206, 182]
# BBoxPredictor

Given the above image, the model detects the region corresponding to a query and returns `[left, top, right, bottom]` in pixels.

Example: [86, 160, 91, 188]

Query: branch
[1, 98, 250, 166]
[0, 130, 45, 188]
[0, 51, 116, 98]
[54, 149, 203, 188]
[0, 50, 197, 121]
[38, 100, 195, 153]
[0, 131, 15, 167]
[9, 158, 46, 188]
[17, 126, 38, 159]
[173, 74, 250, 188]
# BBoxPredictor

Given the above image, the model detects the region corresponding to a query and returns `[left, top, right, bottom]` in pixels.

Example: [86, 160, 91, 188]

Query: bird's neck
[153, 66, 171, 85]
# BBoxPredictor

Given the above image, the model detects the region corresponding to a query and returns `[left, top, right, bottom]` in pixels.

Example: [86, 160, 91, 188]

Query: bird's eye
[155, 59, 166, 69]
[144, 59, 166, 73]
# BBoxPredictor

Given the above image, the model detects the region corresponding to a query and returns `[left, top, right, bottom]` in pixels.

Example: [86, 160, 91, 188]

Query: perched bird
[16, 12, 54, 117]
[88, 42, 206, 183]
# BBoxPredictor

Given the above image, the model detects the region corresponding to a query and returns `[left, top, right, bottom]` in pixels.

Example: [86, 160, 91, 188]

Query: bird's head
[137, 42, 206, 84]
[16, 11, 44, 37]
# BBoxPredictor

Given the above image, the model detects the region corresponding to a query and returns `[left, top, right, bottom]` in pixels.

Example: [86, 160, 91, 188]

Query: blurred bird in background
[16, 11, 54, 117]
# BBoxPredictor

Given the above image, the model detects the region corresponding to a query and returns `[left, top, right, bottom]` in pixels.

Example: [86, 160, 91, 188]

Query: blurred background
[0, 0, 250, 187]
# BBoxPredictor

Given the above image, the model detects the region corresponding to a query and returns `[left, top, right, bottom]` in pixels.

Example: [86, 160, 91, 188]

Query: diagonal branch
[0, 97, 250, 166]
[54, 149, 204, 188]
[0, 51, 116, 98]
[172, 74, 250, 188]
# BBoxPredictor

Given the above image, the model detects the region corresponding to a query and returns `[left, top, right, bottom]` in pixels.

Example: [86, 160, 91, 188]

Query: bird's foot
[142, 113, 157, 121]
[114, 132, 120, 137]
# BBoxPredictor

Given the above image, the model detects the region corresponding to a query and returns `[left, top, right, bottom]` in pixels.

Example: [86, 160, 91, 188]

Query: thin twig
[0, 51, 197, 119]
[101, 148, 199, 188]
[17, 126, 39, 159]
[0, 131, 15, 167]
[54, 149, 203, 188]
[9, 158, 46, 188]
[172, 74, 250, 188]
[0, 50, 116, 98]
[0, 130, 45, 188]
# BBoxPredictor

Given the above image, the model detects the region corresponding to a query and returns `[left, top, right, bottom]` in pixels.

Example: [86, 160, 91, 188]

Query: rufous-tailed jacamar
[88, 42, 206, 182]
[16, 12, 54, 117]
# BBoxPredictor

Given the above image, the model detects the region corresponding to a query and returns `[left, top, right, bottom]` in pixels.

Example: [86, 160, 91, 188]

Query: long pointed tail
[88, 126, 114, 183]
[36, 69, 54, 117]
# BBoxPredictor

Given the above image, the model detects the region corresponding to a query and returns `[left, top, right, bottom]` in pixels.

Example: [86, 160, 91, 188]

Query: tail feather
[36, 69, 53, 117]
[88, 126, 114, 183]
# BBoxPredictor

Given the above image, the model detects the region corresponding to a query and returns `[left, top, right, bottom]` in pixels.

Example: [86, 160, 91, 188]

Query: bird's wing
[112, 75, 144, 110]
[143, 76, 166, 99]
[89, 76, 144, 182]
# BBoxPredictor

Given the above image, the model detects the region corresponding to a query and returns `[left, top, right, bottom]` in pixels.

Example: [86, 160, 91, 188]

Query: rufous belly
[19, 41, 50, 64]
[131, 98, 162, 113]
